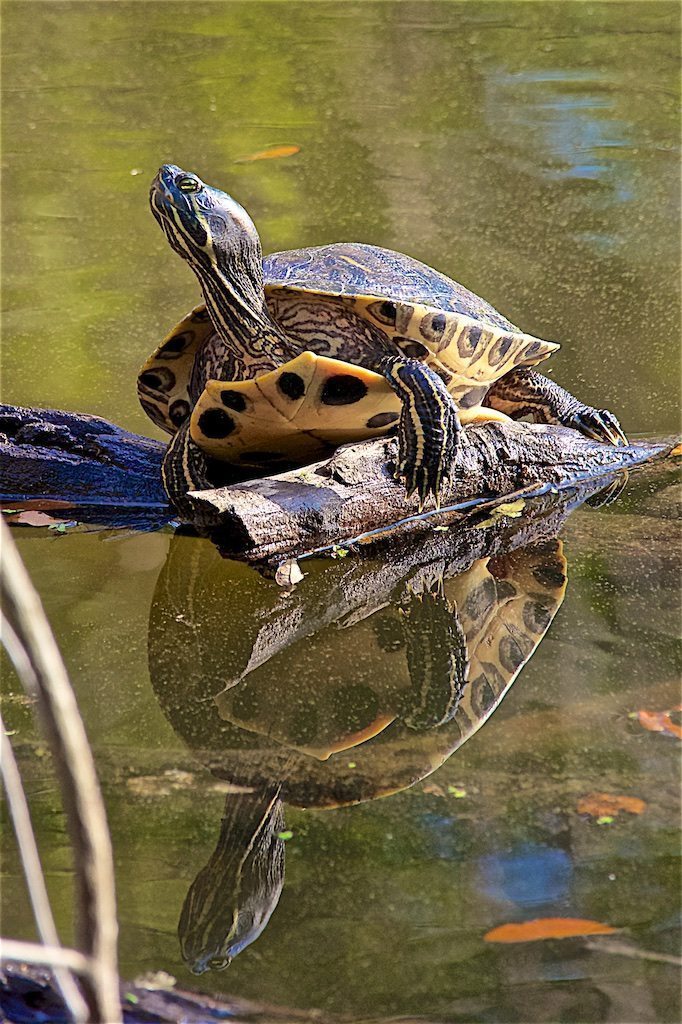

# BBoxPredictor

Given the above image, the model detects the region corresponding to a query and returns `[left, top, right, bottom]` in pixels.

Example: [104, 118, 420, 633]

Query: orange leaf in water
[236, 144, 301, 163]
[577, 792, 646, 818]
[669, 442, 682, 457]
[484, 918, 618, 944]
[14, 511, 65, 528]
[637, 706, 682, 739]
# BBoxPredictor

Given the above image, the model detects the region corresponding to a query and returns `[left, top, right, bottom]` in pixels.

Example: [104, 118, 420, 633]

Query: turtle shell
[138, 243, 559, 461]
[263, 243, 517, 328]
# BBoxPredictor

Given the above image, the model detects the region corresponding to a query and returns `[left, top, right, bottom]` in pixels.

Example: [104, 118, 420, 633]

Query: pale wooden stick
[0, 519, 120, 1023]
[0, 939, 92, 975]
[0, 711, 89, 1022]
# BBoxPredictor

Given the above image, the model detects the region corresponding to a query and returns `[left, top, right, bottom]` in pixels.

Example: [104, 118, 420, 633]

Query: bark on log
[191, 423, 673, 563]
[0, 403, 675, 563]
[0, 404, 169, 530]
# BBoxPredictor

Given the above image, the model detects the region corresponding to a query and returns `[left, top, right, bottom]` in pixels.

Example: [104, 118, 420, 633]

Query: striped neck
[193, 249, 291, 381]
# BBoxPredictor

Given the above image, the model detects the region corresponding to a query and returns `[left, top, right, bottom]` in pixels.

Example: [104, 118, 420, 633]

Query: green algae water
[2, 2, 680, 1021]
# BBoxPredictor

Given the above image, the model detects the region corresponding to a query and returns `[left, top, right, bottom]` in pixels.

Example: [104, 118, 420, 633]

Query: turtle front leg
[485, 367, 627, 446]
[162, 421, 218, 520]
[379, 356, 461, 509]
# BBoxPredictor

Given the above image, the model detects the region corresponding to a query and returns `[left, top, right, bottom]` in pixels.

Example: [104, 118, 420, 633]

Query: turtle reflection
[148, 491, 579, 974]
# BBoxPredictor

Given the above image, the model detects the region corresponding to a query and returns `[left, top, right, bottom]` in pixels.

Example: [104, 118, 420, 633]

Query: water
[1, 2, 680, 1021]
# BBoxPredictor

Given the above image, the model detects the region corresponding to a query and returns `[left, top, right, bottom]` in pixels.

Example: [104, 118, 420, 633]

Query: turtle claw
[568, 406, 628, 447]
[585, 472, 629, 508]
[397, 457, 450, 512]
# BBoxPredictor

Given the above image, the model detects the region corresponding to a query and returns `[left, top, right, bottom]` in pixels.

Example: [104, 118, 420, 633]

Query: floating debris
[236, 144, 301, 163]
[485, 917, 618, 943]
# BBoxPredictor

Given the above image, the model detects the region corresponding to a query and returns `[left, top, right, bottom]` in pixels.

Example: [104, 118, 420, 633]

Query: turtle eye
[175, 174, 201, 194]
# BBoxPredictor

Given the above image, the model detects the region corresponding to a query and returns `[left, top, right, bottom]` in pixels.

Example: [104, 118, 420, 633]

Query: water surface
[1, 2, 680, 1021]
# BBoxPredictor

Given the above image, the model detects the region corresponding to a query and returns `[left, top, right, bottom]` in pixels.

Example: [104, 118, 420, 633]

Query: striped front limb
[161, 421, 221, 519]
[485, 368, 627, 446]
[380, 356, 461, 509]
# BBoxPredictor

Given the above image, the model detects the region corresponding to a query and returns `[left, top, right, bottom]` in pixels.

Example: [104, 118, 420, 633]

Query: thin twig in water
[0, 940, 92, 976]
[585, 937, 682, 966]
[1, 711, 89, 1022]
[0, 519, 120, 1023]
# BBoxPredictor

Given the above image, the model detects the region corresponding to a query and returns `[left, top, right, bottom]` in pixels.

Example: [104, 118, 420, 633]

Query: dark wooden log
[1, 403, 675, 561]
[0, 404, 170, 530]
[191, 423, 675, 563]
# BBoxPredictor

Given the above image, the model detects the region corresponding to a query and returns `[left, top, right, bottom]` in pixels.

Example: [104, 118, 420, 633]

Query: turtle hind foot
[565, 405, 628, 447]
[398, 461, 450, 512]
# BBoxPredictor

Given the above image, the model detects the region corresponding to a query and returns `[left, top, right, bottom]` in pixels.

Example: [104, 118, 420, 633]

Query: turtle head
[150, 165, 262, 278]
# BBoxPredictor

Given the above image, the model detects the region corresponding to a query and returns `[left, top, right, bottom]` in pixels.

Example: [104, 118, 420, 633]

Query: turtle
[148, 529, 568, 970]
[139, 164, 626, 517]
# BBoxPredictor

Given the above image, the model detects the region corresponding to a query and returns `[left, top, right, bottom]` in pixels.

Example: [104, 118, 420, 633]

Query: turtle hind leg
[485, 367, 627, 446]
[380, 356, 461, 509]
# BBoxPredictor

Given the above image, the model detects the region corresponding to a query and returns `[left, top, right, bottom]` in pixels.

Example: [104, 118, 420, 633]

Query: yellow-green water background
[1, 2, 680, 1021]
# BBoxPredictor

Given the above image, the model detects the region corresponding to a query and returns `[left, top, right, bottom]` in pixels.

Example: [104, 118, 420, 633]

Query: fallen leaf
[577, 792, 646, 818]
[275, 559, 304, 587]
[669, 442, 682, 457]
[236, 144, 300, 163]
[474, 498, 526, 530]
[277, 830, 294, 841]
[422, 782, 446, 797]
[597, 815, 615, 826]
[494, 499, 526, 516]
[484, 917, 618, 944]
[447, 785, 467, 798]
[331, 545, 349, 559]
[636, 705, 682, 739]
[14, 511, 66, 528]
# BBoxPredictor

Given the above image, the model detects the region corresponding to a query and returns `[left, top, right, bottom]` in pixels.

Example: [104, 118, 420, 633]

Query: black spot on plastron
[531, 562, 567, 590]
[395, 337, 430, 360]
[431, 313, 446, 334]
[277, 371, 306, 401]
[220, 390, 247, 413]
[197, 408, 236, 439]
[321, 374, 368, 405]
[160, 331, 191, 356]
[366, 411, 399, 429]
[238, 451, 286, 464]
[489, 334, 514, 366]
[139, 367, 176, 392]
[169, 400, 190, 426]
